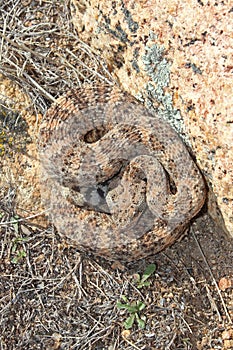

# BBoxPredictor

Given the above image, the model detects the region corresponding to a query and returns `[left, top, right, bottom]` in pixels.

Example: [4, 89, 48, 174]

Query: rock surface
[71, 0, 233, 235]
[0, 76, 44, 225]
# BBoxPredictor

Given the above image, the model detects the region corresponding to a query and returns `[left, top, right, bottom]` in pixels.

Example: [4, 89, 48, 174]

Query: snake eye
[84, 126, 108, 143]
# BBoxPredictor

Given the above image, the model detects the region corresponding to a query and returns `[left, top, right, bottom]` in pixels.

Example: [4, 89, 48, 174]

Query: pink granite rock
[71, 0, 233, 236]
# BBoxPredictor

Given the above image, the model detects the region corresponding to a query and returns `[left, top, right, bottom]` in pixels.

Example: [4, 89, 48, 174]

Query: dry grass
[0, 1, 233, 349]
[1, 207, 233, 349]
[0, 0, 111, 161]
[0, 0, 112, 113]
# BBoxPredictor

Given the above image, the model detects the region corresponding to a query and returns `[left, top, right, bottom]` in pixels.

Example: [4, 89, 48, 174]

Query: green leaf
[137, 301, 146, 312]
[18, 250, 26, 258]
[137, 280, 151, 289]
[141, 264, 156, 283]
[116, 302, 127, 310]
[117, 300, 146, 313]
[11, 243, 17, 253]
[124, 314, 135, 329]
[11, 249, 26, 264]
[116, 302, 134, 312]
[121, 295, 128, 303]
[135, 313, 146, 329]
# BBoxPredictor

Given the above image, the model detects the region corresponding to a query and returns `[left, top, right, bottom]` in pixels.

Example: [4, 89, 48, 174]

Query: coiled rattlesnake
[38, 84, 206, 261]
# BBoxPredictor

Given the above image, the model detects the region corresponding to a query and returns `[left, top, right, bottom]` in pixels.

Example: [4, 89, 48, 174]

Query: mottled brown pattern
[38, 84, 206, 261]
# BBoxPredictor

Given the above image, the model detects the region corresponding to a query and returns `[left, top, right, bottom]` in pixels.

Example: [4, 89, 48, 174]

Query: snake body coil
[38, 84, 206, 261]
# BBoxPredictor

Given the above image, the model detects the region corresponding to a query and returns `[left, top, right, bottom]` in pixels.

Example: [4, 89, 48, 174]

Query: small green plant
[11, 248, 27, 264]
[117, 296, 146, 329]
[133, 263, 156, 289]
[11, 234, 27, 264]
[116, 264, 156, 329]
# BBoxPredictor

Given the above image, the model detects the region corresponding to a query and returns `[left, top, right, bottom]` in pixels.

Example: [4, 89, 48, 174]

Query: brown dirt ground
[0, 205, 232, 350]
